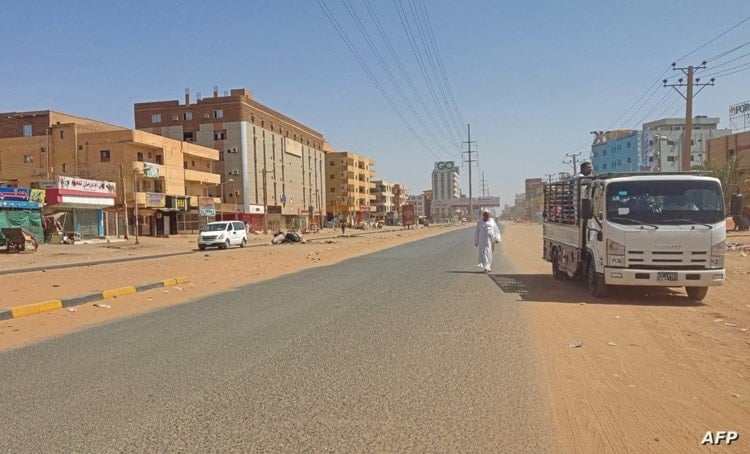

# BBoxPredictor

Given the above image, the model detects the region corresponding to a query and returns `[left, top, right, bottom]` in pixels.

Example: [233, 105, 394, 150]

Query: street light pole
[133, 169, 140, 245]
[262, 169, 269, 234]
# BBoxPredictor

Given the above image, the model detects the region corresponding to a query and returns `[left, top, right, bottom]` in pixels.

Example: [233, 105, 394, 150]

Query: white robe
[474, 218, 501, 271]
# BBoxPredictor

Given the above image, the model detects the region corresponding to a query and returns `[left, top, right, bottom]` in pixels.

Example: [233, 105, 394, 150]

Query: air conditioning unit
[230, 169, 239, 175]
[227, 147, 238, 153]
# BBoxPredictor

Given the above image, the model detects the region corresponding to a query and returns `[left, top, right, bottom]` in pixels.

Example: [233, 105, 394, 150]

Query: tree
[695, 154, 748, 210]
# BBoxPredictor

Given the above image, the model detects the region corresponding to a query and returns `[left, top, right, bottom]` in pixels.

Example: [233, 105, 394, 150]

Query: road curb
[1, 276, 189, 320]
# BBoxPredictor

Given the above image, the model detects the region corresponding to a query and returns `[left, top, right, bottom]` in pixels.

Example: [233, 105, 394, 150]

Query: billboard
[402, 204, 415, 226]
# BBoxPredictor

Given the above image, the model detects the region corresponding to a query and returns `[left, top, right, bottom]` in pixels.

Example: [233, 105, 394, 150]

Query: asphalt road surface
[0, 228, 553, 452]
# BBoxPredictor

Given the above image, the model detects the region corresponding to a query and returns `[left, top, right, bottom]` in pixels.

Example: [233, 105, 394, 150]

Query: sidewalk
[0, 225, 441, 316]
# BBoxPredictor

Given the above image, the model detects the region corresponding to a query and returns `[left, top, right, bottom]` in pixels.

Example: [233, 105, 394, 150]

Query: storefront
[41, 176, 117, 239]
[0, 187, 44, 244]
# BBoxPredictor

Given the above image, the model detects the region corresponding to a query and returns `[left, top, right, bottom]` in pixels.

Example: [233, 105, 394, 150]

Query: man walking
[474, 210, 501, 273]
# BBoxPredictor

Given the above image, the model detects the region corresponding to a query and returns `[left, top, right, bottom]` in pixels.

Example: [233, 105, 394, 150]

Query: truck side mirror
[581, 199, 593, 220]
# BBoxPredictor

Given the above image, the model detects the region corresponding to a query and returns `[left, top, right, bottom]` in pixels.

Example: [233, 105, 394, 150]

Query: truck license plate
[657, 272, 678, 281]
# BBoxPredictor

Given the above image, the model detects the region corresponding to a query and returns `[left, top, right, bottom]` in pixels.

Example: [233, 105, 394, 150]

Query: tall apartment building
[0, 110, 219, 238]
[591, 130, 641, 173]
[642, 117, 730, 172]
[371, 180, 395, 220]
[431, 161, 460, 221]
[324, 149, 375, 226]
[134, 87, 326, 230]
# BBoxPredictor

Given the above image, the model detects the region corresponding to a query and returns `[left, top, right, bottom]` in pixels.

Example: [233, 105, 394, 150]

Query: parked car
[198, 221, 248, 250]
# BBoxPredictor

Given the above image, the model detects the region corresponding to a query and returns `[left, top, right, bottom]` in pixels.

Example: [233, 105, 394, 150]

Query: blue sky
[2, 1, 749, 207]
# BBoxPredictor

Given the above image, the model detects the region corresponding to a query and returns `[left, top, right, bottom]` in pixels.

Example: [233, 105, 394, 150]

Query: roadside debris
[568, 341, 583, 348]
[607, 341, 617, 346]
[93, 303, 111, 309]
[271, 230, 303, 245]
[66, 307, 78, 312]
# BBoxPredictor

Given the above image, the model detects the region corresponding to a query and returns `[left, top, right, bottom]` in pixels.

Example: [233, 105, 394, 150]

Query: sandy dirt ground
[1, 223, 748, 452]
[501, 224, 750, 453]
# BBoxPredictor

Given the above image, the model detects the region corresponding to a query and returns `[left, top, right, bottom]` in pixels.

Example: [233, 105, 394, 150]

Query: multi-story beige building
[0, 110, 219, 238]
[371, 180, 395, 220]
[134, 87, 327, 231]
[324, 148, 375, 227]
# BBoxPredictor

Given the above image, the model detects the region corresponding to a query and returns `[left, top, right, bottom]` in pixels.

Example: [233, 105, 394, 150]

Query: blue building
[590, 130, 642, 173]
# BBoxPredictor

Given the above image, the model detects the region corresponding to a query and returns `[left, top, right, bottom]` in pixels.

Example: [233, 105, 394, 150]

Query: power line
[362, 0, 459, 149]
[314, 0, 442, 160]
[393, 0, 457, 144]
[342, 0, 454, 156]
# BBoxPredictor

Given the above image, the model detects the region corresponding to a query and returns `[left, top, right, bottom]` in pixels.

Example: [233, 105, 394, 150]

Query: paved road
[0, 228, 552, 452]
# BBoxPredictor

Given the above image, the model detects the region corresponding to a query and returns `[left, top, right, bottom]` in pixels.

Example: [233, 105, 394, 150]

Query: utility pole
[663, 62, 714, 171]
[564, 152, 582, 175]
[261, 168, 272, 234]
[462, 124, 477, 219]
[479, 171, 489, 197]
[544, 173, 555, 183]
[133, 169, 140, 245]
[119, 164, 129, 240]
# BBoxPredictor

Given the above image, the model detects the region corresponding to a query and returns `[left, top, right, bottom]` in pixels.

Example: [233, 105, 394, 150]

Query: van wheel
[551, 248, 567, 280]
[198, 244, 206, 251]
[686, 286, 708, 302]
[586, 259, 608, 298]
[240, 238, 247, 248]
[223, 239, 230, 249]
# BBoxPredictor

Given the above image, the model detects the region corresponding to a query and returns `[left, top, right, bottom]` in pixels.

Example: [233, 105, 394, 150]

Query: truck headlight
[710, 240, 725, 268]
[607, 239, 625, 268]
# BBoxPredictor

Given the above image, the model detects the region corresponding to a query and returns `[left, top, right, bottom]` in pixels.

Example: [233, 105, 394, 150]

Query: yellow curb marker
[11, 300, 63, 318]
[102, 286, 137, 299]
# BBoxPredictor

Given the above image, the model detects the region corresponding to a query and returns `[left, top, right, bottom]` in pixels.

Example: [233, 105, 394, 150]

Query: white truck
[542, 172, 726, 301]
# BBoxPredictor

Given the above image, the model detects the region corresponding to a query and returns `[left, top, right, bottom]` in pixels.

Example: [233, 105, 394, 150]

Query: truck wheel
[586, 259, 608, 298]
[223, 239, 230, 249]
[240, 238, 247, 248]
[685, 286, 708, 302]
[551, 249, 567, 280]
[198, 244, 206, 251]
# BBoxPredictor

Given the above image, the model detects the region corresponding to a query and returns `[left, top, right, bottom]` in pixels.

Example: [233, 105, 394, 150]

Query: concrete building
[590, 130, 641, 173]
[431, 161, 460, 221]
[407, 193, 425, 218]
[0, 110, 219, 238]
[372, 180, 395, 221]
[134, 87, 326, 231]
[642, 117, 731, 172]
[324, 149, 375, 227]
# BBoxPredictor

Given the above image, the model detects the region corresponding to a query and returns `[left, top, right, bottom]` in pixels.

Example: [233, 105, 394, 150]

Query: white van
[198, 221, 248, 250]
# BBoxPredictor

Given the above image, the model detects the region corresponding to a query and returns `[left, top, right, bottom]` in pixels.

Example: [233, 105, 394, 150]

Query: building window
[23, 125, 32, 137]
[23, 155, 33, 163]
[213, 110, 223, 119]
[62, 163, 67, 172]
[137, 152, 144, 161]
[329, 161, 335, 166]
[155, 155, 163, 164]
[60, 131, 65, 139]
[603, 163, 608, 169]
[184, 161, 188, 169]
[151, 114, 162, 123]
[627, 142, 631, 148]
[626, 157, 631, 163]
[191, 160, 195, 167]
[183, 132, 194, 142]
[667, 156, 675, 162]
[330, 174, 335, 179]
[214, 130, 226, 140]
[603, 150, 607, 156]
[100, 149, 111, 162]
[184, 112, 192, 121]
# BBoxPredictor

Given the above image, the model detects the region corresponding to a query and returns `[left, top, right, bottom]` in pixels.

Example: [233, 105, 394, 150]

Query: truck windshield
[605, 180, 724, 226]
